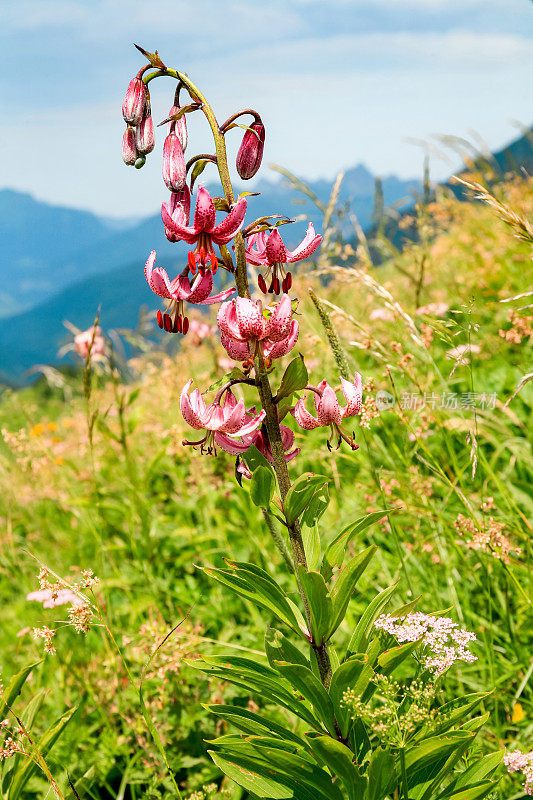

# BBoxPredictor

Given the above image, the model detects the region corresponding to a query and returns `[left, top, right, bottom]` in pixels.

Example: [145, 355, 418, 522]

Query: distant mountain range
[1, 128, 531, 383]
[0, 163, 421, 381]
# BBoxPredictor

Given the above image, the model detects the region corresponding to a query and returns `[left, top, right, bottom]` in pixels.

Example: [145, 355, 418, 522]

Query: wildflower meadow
[0, 40, 532, 800]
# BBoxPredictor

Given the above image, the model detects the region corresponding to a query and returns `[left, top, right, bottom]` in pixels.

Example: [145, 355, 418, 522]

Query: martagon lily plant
[121, 44, 503, 800]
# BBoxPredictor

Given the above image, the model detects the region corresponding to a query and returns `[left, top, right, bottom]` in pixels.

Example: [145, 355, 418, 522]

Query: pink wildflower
[245, 224, 322, 294]
[145, 251, 235, 335]
[217, 294, 298, 365]
[374, 612, 477, 676]
[187, 318, 217, 346]
[161, 186, 247, 273]
[180, 380, 266, 455]
[27, 588, 83, 609]
[416, 302, 449, 317]
[293, 375, 363, 450]
[74, 326, 106, 361]
[504, 750, 533, 795]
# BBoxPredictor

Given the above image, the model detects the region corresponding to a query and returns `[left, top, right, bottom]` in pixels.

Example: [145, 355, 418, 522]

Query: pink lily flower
[145, 251, 235, 334]
[161, 186, 247, 273]
[237, 424, 300, 479]
[180, 379, 266, 455]
[217, 294, 299, 365]
[293, 374, 363, 450]
[245, 223, 322, 294]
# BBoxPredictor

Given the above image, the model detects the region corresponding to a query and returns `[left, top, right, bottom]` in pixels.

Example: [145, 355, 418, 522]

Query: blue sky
[1, 0, 531, 217]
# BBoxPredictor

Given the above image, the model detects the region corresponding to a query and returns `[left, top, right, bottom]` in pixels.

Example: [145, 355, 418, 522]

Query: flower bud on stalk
[236, 120, 265, 180]
[122, 126, 138, 166]
[135, 114, 155, 155]
[121, 73, 147, 125]
[162, 133, 186, 192]
[167, 105, 188, 151]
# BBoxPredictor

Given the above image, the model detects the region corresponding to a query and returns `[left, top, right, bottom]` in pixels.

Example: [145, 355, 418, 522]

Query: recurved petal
[193, 186, 216, 233]
[317, 385, 342, 426]
[235, 297, 267, 339]
[161, 203, 198, 244]
[201, 287, 237, 306]
[264, 320, 299, 360]
[217, 301, 244, 340]
[214, 431, 255, 455]
[221, 333, 252, 361]
[293, 397, 320, 430]
[212, 196, 247, 242]
[266, 294, 293, 341]
[144, 251, 174, 299]
[180, 379, 206, 429]
[236, 409, 267, 437]
[220, 398, 247, 434]
[265, 228, 288, 266]
[341, 373, 363, 418]
[314, 379, 328, 413]
[286, 223, 322, 263]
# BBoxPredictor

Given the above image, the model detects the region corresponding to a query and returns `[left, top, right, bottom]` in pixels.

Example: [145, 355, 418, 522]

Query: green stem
[400, 747, 410, 800]
[261, 508, 295, 573]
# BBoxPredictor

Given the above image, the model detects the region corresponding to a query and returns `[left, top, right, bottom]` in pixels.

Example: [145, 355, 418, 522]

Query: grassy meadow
[0, 171, 532, 799]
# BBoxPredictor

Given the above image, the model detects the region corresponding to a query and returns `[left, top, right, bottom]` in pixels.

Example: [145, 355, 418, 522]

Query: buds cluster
[121, 69, 154, 168]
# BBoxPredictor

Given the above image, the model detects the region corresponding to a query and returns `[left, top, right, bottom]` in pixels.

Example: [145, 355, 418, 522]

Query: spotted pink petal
[144, 251, 174, 299]
[211, 196, 247, 244]
[236, 409, 266, 437]
[161, 203, 199, 244]
[193, 186, 216, 233]
[264, 320, 299, 360]
[314, 379, 328, 413]
[266, 294, 293, 342]
[221, 333, 252, 361]
[293, 397, 320, 430]
[286, 223, 322, 263]
[235, 298, 267, 339]
[341, 373, 363, 418]
[220, 398, 247, 434]
[244, 231, 269, 266]
[265, 229, 288, 266]
[214, 431, 255, 455]
[217, 301, 244, 341]
[201, 287, 236, 306]
[180, 380, 207, 429]
[317, 385, 342, 426]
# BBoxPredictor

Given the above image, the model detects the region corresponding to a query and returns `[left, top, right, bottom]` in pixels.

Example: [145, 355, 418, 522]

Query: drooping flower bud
[121, 76, 147, 125]
[236, 120, 265, 180]
[167, 105, 188, 152]
[162, 133, 186, 192]
[122, 127, 138, 166]
[135, 115, 155, 155]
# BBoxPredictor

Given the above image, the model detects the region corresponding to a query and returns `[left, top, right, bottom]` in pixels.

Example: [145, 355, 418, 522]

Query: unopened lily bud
[135, 115, 155, 155]
[122, 127, 137, 166]
[122, 76, 147, 125]
[162, 133, 186, 192]
[236, 120, 265, 180]
[167, 105, 188, 152]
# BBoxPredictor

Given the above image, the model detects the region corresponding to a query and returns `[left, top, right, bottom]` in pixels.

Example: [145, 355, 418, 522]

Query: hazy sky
[1, 0, 531, 218]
